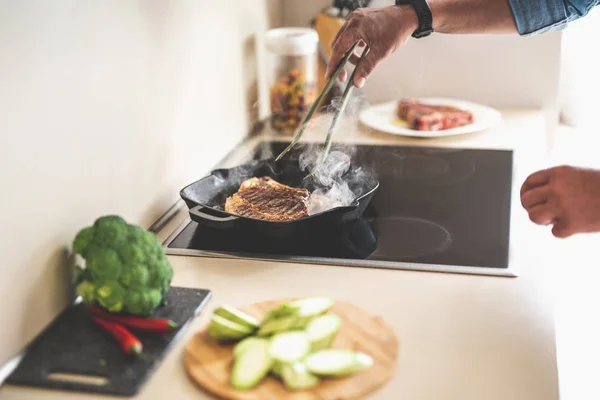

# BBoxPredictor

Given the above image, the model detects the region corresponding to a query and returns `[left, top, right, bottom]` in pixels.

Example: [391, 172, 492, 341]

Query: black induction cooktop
[165, 141, 513, 274]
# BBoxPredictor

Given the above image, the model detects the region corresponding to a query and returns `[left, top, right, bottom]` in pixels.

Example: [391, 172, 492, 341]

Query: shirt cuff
[508, 0, 568, 36]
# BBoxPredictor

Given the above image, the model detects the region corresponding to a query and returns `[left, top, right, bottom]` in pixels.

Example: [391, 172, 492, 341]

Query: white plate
[358, 98, 502, 138]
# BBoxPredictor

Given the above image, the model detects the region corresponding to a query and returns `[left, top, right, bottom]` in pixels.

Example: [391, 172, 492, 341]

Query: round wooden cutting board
[184, 299, 400, 400]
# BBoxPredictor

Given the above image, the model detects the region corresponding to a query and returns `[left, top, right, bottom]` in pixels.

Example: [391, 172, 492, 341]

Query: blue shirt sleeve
[508, 0, 600, 36]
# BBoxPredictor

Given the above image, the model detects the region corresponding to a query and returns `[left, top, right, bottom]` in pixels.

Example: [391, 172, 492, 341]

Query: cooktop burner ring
[378, 150, 476, 186]
[418, 155, 476, 187]
[397, 154, 450, 180]
[369, 216, 452, 260]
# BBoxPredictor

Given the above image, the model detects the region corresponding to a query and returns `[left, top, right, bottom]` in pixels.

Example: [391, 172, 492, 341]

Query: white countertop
[0, 109, 561, 400]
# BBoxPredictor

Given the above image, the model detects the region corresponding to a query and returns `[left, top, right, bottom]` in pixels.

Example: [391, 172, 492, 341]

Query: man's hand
[326, 6, 418, 88]
[520, 165, 600, 238]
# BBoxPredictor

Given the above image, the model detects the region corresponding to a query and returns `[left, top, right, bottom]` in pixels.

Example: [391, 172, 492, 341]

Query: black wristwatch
[395, 0, 434, 38]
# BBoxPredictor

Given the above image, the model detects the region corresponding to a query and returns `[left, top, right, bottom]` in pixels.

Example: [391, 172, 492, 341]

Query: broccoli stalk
[73, 215, 173, 316]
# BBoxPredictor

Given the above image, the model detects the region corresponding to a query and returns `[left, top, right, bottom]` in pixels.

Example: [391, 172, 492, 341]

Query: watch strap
[395, 0, 434, 38]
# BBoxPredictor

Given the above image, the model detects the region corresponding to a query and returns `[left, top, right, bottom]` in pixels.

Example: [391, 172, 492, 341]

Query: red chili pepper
[89, 307, 177, 335]
[92, 316, 142, 356]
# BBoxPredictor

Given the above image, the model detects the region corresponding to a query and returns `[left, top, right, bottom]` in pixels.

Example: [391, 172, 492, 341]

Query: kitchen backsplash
[0, 0, 281, 367]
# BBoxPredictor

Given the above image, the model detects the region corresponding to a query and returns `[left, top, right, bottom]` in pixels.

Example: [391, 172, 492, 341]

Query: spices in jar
[270, 68, 317, 132]
[265, 28, 319, 134]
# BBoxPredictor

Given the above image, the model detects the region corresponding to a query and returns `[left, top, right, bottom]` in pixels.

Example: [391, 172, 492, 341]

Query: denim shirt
[508, 0, 600, 35]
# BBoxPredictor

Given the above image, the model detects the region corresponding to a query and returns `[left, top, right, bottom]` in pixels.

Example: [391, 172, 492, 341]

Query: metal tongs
[275, 41, 370, 180]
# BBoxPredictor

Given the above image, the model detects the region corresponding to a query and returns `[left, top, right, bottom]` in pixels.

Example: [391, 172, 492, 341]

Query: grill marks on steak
[224, 177, 309, 222]
[397, 99, 474, 131]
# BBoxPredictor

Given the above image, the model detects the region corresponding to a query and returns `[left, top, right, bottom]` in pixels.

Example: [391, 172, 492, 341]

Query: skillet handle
[189, 205, 238, 229]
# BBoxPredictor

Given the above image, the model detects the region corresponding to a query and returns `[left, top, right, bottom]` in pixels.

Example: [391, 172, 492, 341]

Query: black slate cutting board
[6, 286, 212, 397]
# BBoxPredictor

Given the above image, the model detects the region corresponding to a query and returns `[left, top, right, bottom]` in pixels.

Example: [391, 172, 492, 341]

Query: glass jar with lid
[265, 27, 319, 134]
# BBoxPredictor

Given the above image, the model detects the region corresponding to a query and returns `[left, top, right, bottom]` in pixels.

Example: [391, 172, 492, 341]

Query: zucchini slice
[208, 314, 253, 342]
[233, 336, 263, 358]
[230, 338, 273, 390]
[214, 305, 260, 331]
[269, 331, 311, 364]
[257, 315, 301, 337]
[306, 314, 341, 351]
[262, 297, 333, 323]
[281, 362, 320, 391]
[258, 298, 334, 336]
[304, 349, 373, 377]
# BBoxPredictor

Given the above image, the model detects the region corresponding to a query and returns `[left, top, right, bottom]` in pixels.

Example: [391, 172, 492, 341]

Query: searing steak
[397, 99, 474, 131]
[224, 177, 309, 222]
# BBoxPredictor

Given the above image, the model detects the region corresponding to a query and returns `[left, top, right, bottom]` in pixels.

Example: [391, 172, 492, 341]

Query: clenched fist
[520, 165, 600, 238]
[326, 6, 418, 88]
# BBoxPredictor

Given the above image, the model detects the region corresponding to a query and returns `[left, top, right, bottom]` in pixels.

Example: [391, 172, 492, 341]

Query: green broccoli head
[96, 281, 125, 313]
[123, 288, 163, 315]
[76, 281, 96, 304]
[73, 215, 173, 316]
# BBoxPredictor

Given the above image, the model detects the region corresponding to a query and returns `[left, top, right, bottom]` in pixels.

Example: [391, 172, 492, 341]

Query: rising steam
[301, 149, 369, 215]
[294, 93, 377, 216]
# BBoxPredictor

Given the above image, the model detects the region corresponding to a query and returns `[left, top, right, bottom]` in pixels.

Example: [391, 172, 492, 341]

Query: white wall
[558, 7, 600, 130]
[358, 32, 562, 110]
[283, 0, 562, 112]
[0, 0, 281, 366]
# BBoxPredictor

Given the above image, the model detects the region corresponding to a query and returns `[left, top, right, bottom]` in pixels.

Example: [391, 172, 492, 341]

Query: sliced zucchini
[306, 314, 341, 351]
[230, 338, 273, 390]
[269, 331, 311, 364]
[291, 297, 334, 317]
[304, 349, 373, 377]
[208, 314, 253, 343]
[270, 361, 284, 378]
[257, 315, 299, 337]
[261, 307, 294, 324]
[281, 362, 320, 391]
[233, 337, 263, 358]
[261, 302, 299, 324]
[214, 305, 260, 331]
[262, 297, 333, 324]
[290, 315, 317, 330]
[258, 297, 334, 336]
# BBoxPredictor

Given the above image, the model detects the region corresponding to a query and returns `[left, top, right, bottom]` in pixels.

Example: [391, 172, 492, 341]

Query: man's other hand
[521, 165, 600, 238]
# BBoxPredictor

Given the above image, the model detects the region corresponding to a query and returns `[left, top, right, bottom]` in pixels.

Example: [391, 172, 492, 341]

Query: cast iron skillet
[179, 158, 379, 239]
